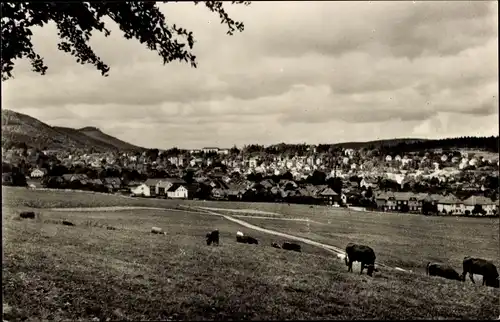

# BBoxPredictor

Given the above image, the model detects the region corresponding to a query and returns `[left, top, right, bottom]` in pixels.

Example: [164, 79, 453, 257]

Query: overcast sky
[3, 1, 498, 149]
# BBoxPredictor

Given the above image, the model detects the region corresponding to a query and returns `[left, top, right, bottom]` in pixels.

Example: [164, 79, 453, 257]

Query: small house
[436, 194, 463, 215]
[320, 187, 340, 205]
[131, 183, 151, 197]
[167, 183, 189, 199]
[30, 168, 46, 178]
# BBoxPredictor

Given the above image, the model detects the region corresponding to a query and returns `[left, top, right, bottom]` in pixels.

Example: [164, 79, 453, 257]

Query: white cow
[151, 227, 166, 235]
[337, 253, 346, 261]
[236, 231, 244, 237]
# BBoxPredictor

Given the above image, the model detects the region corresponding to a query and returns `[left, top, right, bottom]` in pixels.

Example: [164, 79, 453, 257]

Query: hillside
[76, 126, 140, 151]
[1, 109, 143, 152]
[51, 126, 122, 151]
[332, 138, 429, 150]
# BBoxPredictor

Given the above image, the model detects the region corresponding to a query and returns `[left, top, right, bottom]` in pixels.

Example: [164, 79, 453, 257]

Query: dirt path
[47, 205, 395, 272]
[195, 206, 283, 217]
[187, 206, 396, 270]
[46, 206, 203, 214]
[230, 214, 325, 225]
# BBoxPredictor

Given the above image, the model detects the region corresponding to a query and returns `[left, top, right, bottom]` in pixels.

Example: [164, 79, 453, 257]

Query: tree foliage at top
[1, 1, 250, 81]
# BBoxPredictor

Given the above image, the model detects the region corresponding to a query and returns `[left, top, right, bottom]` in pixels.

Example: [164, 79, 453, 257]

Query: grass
[3, 187, 500, 320]
[237, 212, 500, 272]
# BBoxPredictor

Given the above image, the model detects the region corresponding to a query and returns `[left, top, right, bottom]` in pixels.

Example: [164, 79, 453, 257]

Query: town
[3, 140, 499, 217]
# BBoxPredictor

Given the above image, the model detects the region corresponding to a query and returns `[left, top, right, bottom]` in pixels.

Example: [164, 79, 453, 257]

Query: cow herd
[205, 229, 500, 289]
[16, 210, 499, 289]
[206, 229, 302, 253]
[427, 257, 500, 288]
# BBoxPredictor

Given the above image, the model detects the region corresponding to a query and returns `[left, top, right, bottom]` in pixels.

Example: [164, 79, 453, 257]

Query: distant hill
[332, 138, 429, 150]
[331, 137, 498, 153]
[1, 109, 144, 152]
[54, 126, 141, 151]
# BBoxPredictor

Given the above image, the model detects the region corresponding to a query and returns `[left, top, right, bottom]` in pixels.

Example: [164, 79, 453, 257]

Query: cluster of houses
[128, 177, 347, 205]
[131, 178, 194, 199]
[127, 177, 498, 216]
[375, 192, 498, 216]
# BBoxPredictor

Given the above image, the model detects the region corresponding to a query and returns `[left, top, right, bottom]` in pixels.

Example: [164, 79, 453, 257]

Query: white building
[131, 184, 151, 197]
[202, 147, 219, 154]
[30, 168, 46, 178]
[167, 184, 189, 199]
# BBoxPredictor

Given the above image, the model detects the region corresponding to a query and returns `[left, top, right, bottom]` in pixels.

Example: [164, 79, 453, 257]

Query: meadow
[2, 187, 500, 320]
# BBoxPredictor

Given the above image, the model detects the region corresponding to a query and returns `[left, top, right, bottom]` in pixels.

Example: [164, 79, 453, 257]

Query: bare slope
[1, 109, 143, 151]
[76, 126, 141, 151]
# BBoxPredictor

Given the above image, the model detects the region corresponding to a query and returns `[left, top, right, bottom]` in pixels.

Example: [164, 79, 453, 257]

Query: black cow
[236, 235, 258, 245]
[19, 211, 35, 219]
[62, 220, 75, 226]
[345, 243, 379, 277]
[282, 242, 301, 252]
[461, 257, 500, 288]
[271, 242, 281, 249]
[426, 262, 462, 281]
[206, 230, 219, 246]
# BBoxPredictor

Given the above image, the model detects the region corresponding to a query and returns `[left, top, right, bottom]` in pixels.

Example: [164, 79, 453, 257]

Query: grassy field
[3, 187, 500, 320]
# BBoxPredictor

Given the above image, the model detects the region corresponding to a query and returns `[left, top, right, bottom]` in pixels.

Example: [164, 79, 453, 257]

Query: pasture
[2, 187, 500, 320]
[226, 209, 500, 273]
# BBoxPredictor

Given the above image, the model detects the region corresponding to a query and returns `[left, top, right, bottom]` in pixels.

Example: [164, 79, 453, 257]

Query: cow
[461, 257, 500, 288]
[236, 231, 244, 237]
[345, 243, 379, 277]
[271, 242, 281, 249]
[206, 230, 219, 246]
[426, 262, 462, 281]
[236, 235, 258, 245]
[19, 211, 36, 219]
[151, 226, 166, 235]
[62, 220, 75, 226]
[282, 242, 301, 252]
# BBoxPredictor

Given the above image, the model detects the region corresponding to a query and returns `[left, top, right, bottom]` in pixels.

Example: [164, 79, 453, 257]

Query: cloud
[2, 1, 498, 149]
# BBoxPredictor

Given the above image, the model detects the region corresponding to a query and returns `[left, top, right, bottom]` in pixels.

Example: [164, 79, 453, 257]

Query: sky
[2, 1, 498, 149]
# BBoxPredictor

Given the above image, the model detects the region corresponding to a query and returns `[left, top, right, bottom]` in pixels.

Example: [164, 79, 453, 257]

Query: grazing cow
[236, 231, 244, 237]
[62, 220, 75, 226]
[206, 230, 219, 246]
[151, 226, 166, 235]
[461, 257, 500, 288]
[19, 211, 35, 219]
[345, 243, 379, 277]
[282, 242, 301, 252]
[236, 235, 258, 245]
[271, 242, 281, 249]
[426, 262, 462, 281]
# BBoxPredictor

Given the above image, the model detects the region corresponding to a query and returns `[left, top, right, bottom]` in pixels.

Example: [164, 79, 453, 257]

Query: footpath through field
[186, 205, 394, 271]
[47, 205, 396, 272]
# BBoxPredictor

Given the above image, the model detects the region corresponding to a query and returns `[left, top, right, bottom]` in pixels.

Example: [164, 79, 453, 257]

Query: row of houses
[130, 178, 195, 199]
[129, 177, 347, 205]
[375, 192, 498, 216]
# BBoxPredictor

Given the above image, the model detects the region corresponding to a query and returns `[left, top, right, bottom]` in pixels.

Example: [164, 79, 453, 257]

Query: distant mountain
[1, 109, 144, 152]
